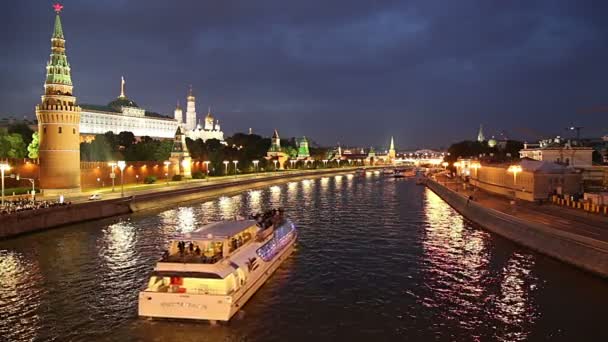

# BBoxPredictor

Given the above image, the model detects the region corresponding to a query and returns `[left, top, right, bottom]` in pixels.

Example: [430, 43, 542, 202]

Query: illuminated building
[477, 124, 485, 142]
[388, 136, 396, 160]
[35, 3, 82, 194]
[79, 77, 178, 140]
[169, 127, 192, 178]
[296, 136, 310, 159]
[266, 129, 287, 169]
[185, 85, 196, 131]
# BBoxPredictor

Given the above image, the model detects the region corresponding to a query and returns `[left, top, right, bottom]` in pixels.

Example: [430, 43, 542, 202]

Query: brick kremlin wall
[1, 159, 209, 190]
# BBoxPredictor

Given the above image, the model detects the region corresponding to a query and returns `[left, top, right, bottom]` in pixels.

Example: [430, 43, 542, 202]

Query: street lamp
[223, 160, 229, 175]
[108, 162, 117, 192]
[163, 160, 171, 184]
[0, 162, 11, 205]
[96, 177, 101, 189]
[203, 161, 211, 179]
[253, 160, 259, 172]
[232, 160, 238, 178]
[507, 164, 522, 185]
[470, 161, 481, 179]
[117, 160, 126, 197]
[135, 174, 139, 184]
[507, 164, 522, 201]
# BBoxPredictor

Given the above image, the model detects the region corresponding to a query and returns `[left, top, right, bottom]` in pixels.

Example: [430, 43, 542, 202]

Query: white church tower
[185, 85, 197, 131]
[174, 100, 182, 124]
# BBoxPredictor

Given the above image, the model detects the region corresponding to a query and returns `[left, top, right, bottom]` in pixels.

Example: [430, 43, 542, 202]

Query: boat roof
[172, 220, 257, 240]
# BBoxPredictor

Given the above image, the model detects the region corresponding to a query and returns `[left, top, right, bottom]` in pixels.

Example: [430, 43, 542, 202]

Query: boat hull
[138, 237, 296, 322]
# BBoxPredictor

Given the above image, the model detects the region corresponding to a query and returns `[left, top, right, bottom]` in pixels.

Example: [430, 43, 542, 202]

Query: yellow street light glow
[117, 160, 126, 171]
[507, 164, 523, 185]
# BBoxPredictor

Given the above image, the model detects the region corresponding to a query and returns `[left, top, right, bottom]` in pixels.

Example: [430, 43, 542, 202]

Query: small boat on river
[138, 209, 297, 322]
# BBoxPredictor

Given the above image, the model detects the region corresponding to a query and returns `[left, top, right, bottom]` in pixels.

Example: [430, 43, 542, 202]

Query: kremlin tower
[185, 85, 197, 131]
[35, 3, 82, 195]
[388, 136, 396, 160]
[174, 101, 183, 124]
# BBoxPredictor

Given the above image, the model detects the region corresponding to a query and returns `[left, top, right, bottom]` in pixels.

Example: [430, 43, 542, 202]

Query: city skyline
[2, 0, 608, 148]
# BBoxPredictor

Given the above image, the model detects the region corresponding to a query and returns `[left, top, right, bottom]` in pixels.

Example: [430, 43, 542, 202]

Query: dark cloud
[2, 0, 608, 148]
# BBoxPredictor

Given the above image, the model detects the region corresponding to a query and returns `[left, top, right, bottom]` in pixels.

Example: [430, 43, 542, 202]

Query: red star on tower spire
[53, 3, 63, 14]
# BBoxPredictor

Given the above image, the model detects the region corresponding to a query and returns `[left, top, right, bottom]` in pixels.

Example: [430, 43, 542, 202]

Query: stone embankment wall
[130, 169, 351, 212]
[426, 179, 608, 278]
[1, 168, 364, 239]
[0, 198, 132, 239]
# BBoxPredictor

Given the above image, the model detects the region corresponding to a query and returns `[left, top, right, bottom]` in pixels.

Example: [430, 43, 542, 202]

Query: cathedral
[174, 87, 225, 143]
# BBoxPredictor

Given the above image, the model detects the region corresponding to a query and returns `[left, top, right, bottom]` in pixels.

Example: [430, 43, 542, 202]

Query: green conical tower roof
[297, 136, 310, 158]
[45, 5, 72, 87]
[53, 14, 64, 39]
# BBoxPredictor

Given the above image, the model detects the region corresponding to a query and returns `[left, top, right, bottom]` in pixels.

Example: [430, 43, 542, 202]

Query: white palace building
[79, 78, 225, 142]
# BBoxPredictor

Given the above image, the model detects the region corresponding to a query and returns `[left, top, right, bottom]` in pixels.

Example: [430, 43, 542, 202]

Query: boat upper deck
[170, 220, 259, 241]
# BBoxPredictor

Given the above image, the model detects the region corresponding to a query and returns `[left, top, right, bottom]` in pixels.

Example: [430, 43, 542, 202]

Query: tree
[8, 123, 34, 147]
[89, 134, 113, 161]
[103, 131, 119, 151]
[0, 132, 27, 158]
[117, 131, 136, 149]
[27, 132, 39, 159]
[153, 140, 173, 161]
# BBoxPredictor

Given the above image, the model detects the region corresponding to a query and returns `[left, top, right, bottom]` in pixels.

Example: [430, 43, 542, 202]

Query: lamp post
[135, 174, 139, 184]
[97, 177, 101, 189]
[253, 160, 259, 173]
[507, 164, 522, 201]
[223, 160, 229, 175]
[203, 161, 211, 179]
[273, 160, 278, 171]
[108, 162, 117, 192]
[0, 162, 10, 205]
[117, 160, 126, 197]
[470, 161, 481, 179]
[163, 160, 171, 184]
[232, 160, 238, 178]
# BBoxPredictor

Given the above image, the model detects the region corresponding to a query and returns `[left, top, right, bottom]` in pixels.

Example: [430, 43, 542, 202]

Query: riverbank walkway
[7, 167, 368, 206]
[433, 173, 608, 244]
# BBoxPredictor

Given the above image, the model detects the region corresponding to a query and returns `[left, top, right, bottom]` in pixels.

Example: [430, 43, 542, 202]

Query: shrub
[192, 171, 205, 179]
[171, 174, 183, 181]
[144, 176, 157, 184]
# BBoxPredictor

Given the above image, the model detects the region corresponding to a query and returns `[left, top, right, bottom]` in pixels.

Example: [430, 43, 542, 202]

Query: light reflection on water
[0, 251, 43, 341]
[0, 176, 607, 341]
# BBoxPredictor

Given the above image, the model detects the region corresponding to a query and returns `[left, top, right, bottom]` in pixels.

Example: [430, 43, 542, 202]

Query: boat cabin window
[228, 229, 254, 253]
[163, 240, 225, 264]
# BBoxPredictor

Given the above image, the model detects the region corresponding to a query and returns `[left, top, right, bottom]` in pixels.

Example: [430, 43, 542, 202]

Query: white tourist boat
[138, 212, 297, 322]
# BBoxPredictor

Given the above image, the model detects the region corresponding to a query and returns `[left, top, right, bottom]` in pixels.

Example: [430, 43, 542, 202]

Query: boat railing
[162, 252, 223, 264]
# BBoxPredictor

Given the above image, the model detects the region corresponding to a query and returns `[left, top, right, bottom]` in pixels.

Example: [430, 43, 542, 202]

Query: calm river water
[1, 173, 607, 341]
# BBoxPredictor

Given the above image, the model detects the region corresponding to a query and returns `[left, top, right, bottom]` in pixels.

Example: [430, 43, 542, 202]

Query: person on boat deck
[195, 246, 201, 255]
[188, 242, 194, 254]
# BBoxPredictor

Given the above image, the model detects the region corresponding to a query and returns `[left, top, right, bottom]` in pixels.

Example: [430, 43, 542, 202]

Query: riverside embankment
[0, 167, 368, 239]
[425, 178, 608, 278]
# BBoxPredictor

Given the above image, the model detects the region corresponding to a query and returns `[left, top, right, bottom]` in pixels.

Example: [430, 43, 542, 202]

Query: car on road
[88, 193, 102, 201]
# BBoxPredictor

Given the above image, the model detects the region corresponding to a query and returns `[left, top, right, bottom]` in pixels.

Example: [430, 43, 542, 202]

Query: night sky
[3, 0, 608, 148]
